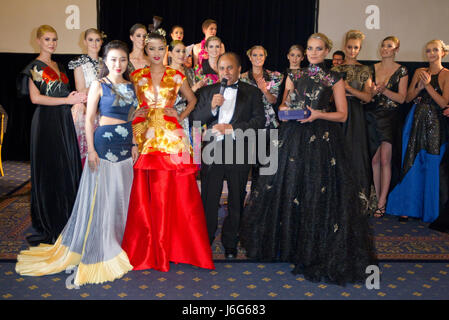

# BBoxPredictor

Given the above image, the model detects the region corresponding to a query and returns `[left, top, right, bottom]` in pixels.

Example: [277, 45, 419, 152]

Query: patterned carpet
[211, 208, 449, 261]
[1, 180, 449, 261]
[1, 261, 449, 300]
[0, 161, 30, 198]
[0, 182, 31, 260]
[2, 166, 449, 300]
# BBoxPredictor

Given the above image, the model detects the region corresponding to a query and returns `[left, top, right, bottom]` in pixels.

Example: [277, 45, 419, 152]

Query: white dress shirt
[211, 83, 238, 141]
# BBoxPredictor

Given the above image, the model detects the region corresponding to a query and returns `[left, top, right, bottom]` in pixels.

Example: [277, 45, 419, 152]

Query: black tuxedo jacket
[191, 80, 265, 167]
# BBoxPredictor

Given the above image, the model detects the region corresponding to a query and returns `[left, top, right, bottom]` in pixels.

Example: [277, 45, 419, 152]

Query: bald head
[217, 52, 241, 85]
[218, 52, 241, 67]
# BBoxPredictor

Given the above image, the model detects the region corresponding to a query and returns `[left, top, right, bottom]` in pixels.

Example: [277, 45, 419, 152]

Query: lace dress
[240, 63, 376, 285]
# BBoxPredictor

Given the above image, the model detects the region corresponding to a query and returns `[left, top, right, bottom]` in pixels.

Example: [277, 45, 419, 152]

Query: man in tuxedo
[191, 52, 265, 259]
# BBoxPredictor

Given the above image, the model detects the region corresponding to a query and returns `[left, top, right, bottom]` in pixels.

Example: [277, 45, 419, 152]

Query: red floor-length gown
[122, 66, 214, 271]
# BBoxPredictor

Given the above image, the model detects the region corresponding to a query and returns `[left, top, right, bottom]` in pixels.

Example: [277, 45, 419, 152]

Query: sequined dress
[240, 63, 376, 285]
[366, 65, 408, 156]
[387, 69, 448, 223]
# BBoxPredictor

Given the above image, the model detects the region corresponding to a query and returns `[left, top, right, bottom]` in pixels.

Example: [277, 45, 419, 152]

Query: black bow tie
[225, 83, 238, 89]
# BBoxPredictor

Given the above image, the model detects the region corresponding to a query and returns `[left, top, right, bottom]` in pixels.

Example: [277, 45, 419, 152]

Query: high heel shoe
[373, 206, 386, 218]
[398, 216, 409, 222]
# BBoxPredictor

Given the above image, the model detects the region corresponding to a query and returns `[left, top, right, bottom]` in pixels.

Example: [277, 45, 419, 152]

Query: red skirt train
[121, 153, 214, 271]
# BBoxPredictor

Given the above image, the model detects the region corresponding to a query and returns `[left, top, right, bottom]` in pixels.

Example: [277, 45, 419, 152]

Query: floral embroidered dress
[16, 80, 138, 286]
[240, 69, 283, 128]
[193, 39, 221, 85]
[17, 60, 82, 245]
[122, 66, 214, 272]
[197, 39, 208, 66]
[68, 55, 101, 167]
[240, 63, 376, 286]
[194, 58, 219, 86]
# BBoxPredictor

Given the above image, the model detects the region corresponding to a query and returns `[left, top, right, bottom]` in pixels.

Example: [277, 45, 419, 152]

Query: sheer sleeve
[16, 61, 43, 97]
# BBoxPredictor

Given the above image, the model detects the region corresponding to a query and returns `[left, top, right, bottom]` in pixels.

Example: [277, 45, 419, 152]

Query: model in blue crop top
[99, 81, 137, 122]
[17, 55, 140, 286]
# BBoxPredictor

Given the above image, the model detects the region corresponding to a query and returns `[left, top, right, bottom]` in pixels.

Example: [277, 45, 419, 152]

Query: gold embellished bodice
[331, 64, 371, 91]
[131, 67, 189, 155]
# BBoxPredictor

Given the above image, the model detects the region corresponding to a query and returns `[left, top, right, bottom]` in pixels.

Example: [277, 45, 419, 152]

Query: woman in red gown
[121, 32, 214, 272]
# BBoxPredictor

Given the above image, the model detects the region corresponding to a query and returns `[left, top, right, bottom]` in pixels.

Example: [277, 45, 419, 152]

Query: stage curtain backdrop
[98, 0, 318, 72]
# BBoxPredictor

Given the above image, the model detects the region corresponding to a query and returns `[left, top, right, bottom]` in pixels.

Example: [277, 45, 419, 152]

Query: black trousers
[200, 163, 250, 249]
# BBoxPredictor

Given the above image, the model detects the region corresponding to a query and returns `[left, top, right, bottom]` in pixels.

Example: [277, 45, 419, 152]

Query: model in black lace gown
[240, 34, 376, 286]
[18, 26, 85, 245]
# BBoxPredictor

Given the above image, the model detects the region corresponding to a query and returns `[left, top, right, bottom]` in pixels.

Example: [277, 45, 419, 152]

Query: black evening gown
[240, 63, 376, 286]
[19, 60, 82, 245]
[332, 64, 374, 211]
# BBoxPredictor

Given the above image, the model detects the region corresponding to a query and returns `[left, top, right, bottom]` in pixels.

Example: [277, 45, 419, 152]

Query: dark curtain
[98, 0, 318, 72]
[2, 0, 448, 162]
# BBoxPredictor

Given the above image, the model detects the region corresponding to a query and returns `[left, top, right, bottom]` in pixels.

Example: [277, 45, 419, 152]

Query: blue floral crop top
[99, 82, 138, 121]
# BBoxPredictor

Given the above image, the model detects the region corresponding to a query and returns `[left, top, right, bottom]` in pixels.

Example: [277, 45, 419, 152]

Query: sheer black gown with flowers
[240, 63, 376, 286]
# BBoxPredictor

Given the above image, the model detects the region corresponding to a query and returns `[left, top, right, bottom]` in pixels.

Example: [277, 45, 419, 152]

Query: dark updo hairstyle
[170, 25, 184, 37]
[145, 32, 167, 45]
[98, 40, 131, 81]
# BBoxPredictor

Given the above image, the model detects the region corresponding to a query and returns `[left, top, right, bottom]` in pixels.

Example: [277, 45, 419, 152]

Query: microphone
[219, 77, 228, 95]
[215, 77, 228, 110]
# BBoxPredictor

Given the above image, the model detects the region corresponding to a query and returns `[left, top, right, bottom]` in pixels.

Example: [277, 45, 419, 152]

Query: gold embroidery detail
[131, 67, 189, 155]
[309, 135, 316, 143]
